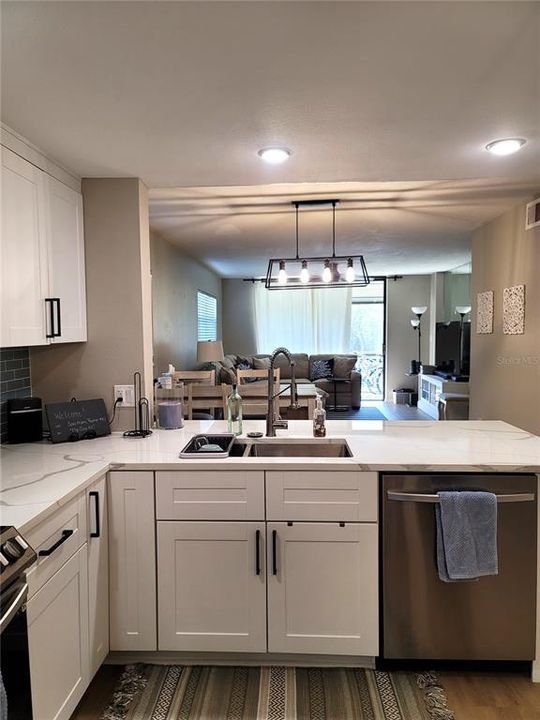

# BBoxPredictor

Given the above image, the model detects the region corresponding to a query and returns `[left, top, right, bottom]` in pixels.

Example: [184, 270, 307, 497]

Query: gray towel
[436, 491, 498, 582]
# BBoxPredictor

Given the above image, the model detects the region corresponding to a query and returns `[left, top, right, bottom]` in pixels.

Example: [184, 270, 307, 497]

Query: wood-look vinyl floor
[70, 666, 540, 720]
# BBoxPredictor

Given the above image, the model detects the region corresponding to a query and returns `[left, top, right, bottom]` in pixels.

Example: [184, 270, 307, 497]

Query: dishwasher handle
[387, 491, 535, 504]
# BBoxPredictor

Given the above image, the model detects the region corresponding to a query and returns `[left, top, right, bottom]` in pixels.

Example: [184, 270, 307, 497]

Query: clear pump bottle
[227, 384, 243, 436]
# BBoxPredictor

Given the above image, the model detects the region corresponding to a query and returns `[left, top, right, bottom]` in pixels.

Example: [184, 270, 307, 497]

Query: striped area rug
[101, 665, 454, 720]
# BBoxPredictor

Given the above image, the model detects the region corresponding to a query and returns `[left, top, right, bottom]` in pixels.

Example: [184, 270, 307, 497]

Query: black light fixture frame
[265, 199, 370, 290]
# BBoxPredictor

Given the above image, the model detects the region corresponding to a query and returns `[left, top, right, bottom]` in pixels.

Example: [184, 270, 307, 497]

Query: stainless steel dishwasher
[382, 473, 537, 661]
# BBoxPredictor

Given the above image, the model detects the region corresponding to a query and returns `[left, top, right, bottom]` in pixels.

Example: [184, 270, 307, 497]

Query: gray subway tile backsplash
[0, 346, 32, 442]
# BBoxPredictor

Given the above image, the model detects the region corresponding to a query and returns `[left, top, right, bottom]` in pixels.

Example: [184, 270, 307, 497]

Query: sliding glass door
[350, 280, 386, 400]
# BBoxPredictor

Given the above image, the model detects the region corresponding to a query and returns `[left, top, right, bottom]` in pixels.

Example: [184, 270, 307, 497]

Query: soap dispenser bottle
[313, 395, 326, 437]
[227, 384, 243, 436]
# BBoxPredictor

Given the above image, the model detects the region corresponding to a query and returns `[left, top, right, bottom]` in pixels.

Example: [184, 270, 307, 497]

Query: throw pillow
[311, 358, 334, 380]
[220, 367, 237, 385]
[235, 356, 253, 370]
[253, 357, 271, 370]
[221, 356, 236, 371]
[333, 356, 357, 379]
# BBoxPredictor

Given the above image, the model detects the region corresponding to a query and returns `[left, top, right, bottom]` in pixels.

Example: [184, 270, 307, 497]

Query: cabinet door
[46, 176, 87, 343]
[87, 475, 109, 677]
[157, 521, 266, 652]
[27, 544, 89, 720]
[108, 471, 156, 651]
[0, 146, 49, 347]
[267, 522, 378, 656]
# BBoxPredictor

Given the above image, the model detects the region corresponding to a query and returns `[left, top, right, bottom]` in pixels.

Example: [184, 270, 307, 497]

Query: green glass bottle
[227, 384, 243, 436]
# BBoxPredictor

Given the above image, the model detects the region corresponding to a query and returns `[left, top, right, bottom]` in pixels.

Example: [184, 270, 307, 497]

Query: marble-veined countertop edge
[1, 419, 539, 534]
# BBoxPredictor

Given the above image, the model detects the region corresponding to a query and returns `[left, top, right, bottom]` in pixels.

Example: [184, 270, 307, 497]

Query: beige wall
[31, 178, 153, 431]
[151, 232, 222, 372]
[222, 279, 257, 356]
[385, 276, 431, 401]
[470, 199, 540, 435]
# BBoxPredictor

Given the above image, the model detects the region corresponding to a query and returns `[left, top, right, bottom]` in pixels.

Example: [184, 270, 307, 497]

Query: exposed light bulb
[300, 260, 310, 284]
[345, 258, 355, 283]
[322, 260, 332, 283]
[278, 260, 287, 285]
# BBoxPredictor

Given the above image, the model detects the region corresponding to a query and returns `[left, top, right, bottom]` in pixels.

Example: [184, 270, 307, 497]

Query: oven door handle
[386, 491, 535, 504]
[0, 582, 28, 635]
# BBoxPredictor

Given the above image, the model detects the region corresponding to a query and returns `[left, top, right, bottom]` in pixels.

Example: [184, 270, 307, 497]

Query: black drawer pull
[38, 529, 73, 557]
[255, 529, 261, 575]
[89, 491, 100, 538]
[272, 529, 278, 575]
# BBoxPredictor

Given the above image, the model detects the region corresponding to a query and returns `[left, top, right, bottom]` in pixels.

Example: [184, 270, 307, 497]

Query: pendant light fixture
[265, 199, 370, 289]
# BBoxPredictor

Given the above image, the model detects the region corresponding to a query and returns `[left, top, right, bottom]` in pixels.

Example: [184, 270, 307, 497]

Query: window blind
[197, 291, 217, 341]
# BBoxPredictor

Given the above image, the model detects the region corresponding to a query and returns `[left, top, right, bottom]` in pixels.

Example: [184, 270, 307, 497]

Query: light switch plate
[114, 384, 135, 407]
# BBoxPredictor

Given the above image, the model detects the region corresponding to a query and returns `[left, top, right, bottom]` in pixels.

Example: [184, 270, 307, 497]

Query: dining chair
[187, 383, 229, 420]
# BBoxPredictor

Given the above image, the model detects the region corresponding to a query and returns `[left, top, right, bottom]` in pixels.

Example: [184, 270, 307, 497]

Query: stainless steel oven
[0, 526, 37, 719]
[382, 473, 537, 661]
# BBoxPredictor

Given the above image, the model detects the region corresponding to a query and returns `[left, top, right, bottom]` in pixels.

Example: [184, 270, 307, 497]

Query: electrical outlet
[114, 384, 135, 407]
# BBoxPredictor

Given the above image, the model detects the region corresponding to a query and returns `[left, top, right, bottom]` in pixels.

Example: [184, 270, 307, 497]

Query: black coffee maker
[7, 397, 43, 443]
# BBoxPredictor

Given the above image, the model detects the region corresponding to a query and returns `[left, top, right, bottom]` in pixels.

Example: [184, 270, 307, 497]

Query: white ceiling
[2, 1, 539, 276]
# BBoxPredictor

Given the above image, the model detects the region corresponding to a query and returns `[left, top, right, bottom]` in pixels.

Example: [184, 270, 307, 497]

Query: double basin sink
[180, 434, 353, 459]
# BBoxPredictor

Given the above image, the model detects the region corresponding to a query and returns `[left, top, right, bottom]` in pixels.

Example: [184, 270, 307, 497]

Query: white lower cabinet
[27, 544, 90, 720]
[267, 522, 379, 656]
[157, 521, 267, 652]
[108, 471, 157, 651]
[87, 475, 109, 677]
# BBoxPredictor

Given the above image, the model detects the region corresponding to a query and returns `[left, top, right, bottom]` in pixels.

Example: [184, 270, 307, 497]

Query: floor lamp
[410, 306, 428, 374]
[455, 306, 471, 378]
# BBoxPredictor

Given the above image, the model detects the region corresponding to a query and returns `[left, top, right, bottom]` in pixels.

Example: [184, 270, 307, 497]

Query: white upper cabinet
[46, 175, 87, 343]
[1, 146, 49, 347]
[0, 146, 87, 347]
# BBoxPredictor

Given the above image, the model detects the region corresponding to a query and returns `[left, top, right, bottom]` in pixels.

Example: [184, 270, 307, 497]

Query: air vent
[525, 198, 540, 230]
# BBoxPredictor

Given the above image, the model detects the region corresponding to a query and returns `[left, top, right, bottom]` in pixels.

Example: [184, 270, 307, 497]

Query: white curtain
[253, 283, 352, 354]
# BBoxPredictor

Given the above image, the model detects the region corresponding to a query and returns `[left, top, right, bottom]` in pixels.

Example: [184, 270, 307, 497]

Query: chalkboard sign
[45, 399, 110, 443]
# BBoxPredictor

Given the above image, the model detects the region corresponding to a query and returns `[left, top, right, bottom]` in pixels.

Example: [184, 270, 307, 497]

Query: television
[435, 321, 470, 377]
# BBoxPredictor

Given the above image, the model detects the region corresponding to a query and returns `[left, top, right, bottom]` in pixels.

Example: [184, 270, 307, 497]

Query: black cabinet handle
[255, 529, 261, 575]
[44, 298, 61, 338]
[89, 491, 100, 538]
[272, 529, 278, 575]
[54, 298, 62, 337]
[38, 529, 73, 557]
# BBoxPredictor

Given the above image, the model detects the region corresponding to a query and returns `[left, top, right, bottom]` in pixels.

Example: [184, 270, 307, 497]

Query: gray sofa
[202, 352, 361, 409]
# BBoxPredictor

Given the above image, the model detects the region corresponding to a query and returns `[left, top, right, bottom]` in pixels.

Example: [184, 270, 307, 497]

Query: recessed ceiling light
[258, 147, 291, 164]
[485, 138, 527, 156]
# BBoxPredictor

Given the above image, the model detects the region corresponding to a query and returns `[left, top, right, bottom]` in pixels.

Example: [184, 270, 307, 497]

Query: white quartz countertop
[1, 420, 539, 534]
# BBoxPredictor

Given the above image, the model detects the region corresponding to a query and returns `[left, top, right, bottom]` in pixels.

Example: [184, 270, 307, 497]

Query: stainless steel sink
[246, 440, 352, 458]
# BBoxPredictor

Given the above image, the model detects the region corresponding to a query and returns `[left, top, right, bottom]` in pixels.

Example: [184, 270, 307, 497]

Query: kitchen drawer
[26, 493, 87, 598]
[156, 471, 265, 520]
[266, 471, 378, 522]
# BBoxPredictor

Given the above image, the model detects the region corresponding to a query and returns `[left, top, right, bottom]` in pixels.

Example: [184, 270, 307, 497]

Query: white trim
[1, 123, 81, 192]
